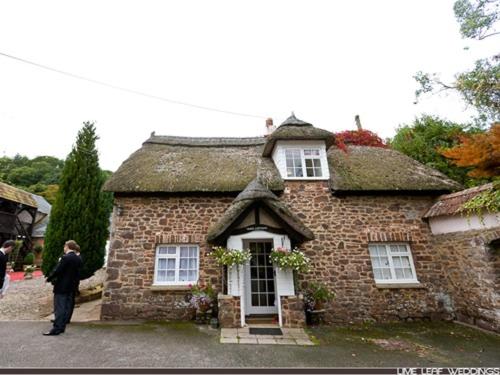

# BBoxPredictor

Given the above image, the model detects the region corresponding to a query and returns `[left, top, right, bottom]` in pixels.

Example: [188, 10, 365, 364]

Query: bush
[33, 244, 43, 254]
[304, 282, 335, 310]
[23, 252, 35, 265]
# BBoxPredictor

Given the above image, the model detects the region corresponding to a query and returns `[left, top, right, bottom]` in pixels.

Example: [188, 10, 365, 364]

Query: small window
[154, 245, 199, 285]
[368, 243, 418, 284]
[285, 148, 322, 178]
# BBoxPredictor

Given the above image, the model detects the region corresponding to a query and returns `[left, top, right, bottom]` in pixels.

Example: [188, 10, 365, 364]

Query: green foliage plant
[42, 122, 112, 279]
[461, 180, 500, 220]
[304, 282, 335, 310]
[23, 252, 35, 265]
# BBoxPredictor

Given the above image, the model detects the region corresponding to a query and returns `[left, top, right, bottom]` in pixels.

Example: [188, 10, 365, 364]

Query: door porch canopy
[207, 178, 314, 245]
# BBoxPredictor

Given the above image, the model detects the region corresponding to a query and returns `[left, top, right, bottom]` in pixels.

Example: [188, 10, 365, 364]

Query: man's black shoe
[43, 330, 63, 336]
[50, 319, 55, 323]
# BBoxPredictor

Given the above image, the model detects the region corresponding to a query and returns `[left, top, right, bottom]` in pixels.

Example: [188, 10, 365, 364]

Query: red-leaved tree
[334, 129, 387, 152]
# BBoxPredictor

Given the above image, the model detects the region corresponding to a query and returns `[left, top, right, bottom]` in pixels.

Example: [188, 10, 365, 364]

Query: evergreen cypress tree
[42, 122, 112, 279]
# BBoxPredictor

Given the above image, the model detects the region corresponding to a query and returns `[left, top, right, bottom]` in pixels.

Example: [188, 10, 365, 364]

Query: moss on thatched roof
[207, 178, 314, 243]
[262, 114, 335, 156]
[328, 146, 462, 192]
[104, 136, 284, 193]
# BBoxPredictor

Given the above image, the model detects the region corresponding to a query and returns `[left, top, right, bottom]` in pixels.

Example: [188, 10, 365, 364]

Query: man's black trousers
[53, 293, 73, 332]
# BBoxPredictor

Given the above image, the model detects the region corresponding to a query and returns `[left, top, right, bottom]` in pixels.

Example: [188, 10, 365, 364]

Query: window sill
[375, 282, 424, 289]
[150, 285, 191, 291]
[283, 177, 329, 181]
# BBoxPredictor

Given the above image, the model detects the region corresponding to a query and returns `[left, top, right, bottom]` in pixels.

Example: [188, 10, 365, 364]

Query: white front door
[244, 239, 279, 315]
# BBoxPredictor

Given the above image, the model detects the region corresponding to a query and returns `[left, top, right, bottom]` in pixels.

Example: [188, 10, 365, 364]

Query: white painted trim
[368, 243, 419, 285]
[227, 231, 291, 327]
[272, 140, 330, 180]
[153, 245, 199, 286]
[428, 213, 500, 234]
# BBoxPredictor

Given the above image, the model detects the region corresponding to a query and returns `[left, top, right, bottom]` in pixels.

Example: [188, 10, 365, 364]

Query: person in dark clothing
[44, 240, 83, 336]
[65, 243, 81, 324]
[0, 240, 16, 297]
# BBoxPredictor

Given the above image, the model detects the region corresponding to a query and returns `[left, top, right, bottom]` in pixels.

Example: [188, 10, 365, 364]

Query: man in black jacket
[0, 240, 15, 295]
[44, 240, 83, 336]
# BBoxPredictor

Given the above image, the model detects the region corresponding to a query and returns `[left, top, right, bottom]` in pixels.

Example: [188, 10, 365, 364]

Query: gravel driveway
[0, 269, 106, 320]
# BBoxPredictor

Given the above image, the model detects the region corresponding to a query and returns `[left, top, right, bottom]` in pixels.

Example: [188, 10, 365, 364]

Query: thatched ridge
[262, 114, 335, 156]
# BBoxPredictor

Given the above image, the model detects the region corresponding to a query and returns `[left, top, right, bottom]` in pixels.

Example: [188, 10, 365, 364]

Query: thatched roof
[0, 182, 37, 208]
[104, 135, 284, 193]
[207, 178, 315, 243]
[423, 183, 495, 218]
[328, 146, 462, 193]
[262, 114, 335, 156]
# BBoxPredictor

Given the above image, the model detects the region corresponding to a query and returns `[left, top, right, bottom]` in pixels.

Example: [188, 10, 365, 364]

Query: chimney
[355, 115, 362, 130]
[266, 118, 275, 134]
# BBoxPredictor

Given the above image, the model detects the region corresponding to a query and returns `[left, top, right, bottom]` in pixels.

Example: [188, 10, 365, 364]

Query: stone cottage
[102, 114, 497, 329]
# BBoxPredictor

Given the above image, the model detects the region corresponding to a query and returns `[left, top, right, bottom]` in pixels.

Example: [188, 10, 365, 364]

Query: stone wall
[281, 181, 450, 324]
[102, 182, 490, 327]
[281, 295, 306, 327]
[218, 294, 241, 328]
[101, 195, 233, 320]
[431, 227, 500, 332]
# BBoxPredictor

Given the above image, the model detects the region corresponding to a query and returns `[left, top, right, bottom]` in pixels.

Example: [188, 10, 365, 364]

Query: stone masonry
[431, 227, 500, 332]
[101, 195, 234, 320]
[281, 181, 450, 324]
[281, 295, 306, 327]
[218, 294, 241, 328]
[102, 182, 497, 330]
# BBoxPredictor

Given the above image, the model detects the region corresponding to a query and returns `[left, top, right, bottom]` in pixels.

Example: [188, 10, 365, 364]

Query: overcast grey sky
[0, 0, 497, 171]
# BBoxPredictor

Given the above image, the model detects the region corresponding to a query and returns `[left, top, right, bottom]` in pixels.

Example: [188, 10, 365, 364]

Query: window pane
[395, 269, 404, 279]
[188, 270, 197, 281]
[306, 167, 314, 177]
[373, 269, 382, 279]
[305, 159, 313, 168]
[313, 159, 321, 167]
[157, 270, 166, 281]
[314, 167, 322, 177]
[189, 259, 197, 269]
[403, 268, 413, 279]
[180, 247, 189, 257]
[166, 271, 175, 281]
[287, 168, 295, 177]
[401, 257, 411, 267]
[158, 247, 169, 255]
[380, 256, 389, 267]
[295, 167, 303, 177]
[167, 258, 175, 270]
[393, 257, 402, 267]
[382, 269, 392, 279]
[252, 294, 259, 306]
[189, 247, 197, 257]
[158, 258, 167, 270]
[180, 259, 188, 269]
[179, 270, 188, 281]
[167, 247, 176, 254]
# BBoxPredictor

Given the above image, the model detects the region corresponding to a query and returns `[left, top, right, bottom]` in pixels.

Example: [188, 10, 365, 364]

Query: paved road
[0, 321, 498, 368]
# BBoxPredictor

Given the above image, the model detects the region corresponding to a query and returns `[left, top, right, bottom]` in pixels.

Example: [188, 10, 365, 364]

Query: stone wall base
[218, 294, 241, 328]
[281, 295, 306, 328]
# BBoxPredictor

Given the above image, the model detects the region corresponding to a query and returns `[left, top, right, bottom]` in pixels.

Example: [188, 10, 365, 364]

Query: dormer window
[285, 148, 323, 178]
[273, 140, 330, 180]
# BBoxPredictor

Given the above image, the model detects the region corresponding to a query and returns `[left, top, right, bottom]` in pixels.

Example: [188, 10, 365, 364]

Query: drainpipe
[275, 267, 282, 327]
[239, 264, 246, 327]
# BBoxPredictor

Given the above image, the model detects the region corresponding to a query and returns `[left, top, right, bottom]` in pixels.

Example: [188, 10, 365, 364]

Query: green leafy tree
[414, 0, 500, 124]
[390, 115, 486, 186]
[42, 122, 112, 279]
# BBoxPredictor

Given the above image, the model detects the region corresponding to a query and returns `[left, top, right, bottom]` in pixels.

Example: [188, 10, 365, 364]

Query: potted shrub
[189, 283, 217, 324]
[33, 245, 43, 266]
[304, 282, 335, 325]
[23, 252, 35, 269]
[24, 265, 36, 280]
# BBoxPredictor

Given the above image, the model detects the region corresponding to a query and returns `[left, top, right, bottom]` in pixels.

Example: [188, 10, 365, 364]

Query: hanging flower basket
[269, 247, 310, 272]
[209, 246, 251, 267]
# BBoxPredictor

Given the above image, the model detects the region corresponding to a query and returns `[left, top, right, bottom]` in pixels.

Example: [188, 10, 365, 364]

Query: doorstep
[220, 327, 314, 345]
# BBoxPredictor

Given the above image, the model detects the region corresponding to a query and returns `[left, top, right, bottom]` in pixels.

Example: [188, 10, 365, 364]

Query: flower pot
[24, 273, 33, 280]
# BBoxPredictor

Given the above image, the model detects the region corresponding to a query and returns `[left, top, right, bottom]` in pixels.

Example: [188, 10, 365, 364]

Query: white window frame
[284, 148, 324, 179]
[368, 243, 419, 284]
[153, 244, 199, 286]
